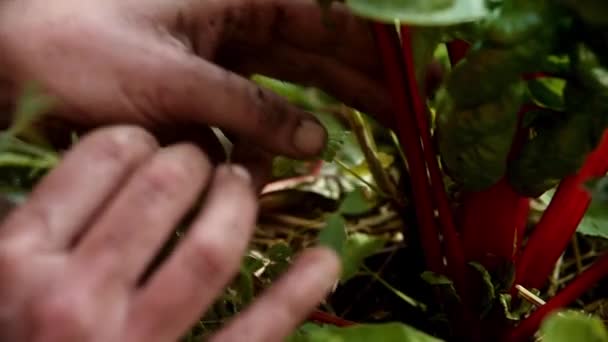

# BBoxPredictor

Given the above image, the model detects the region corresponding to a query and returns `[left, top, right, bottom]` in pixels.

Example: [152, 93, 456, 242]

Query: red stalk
[372, 23, 444, 273]
[459, 107, 531, 271]
[507, 252, 608, 342]
[515, 130, 608, 290]
[400, 28, 469, 292]
[308, 310, 355, 327]
[460, 180, 530, 269]
[447, 40, 532, 272]
[522, 72, 551, 80]
[447, 40, 471, 66]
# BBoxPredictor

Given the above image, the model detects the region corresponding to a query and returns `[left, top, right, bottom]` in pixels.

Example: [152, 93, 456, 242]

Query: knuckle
[85, 126, 157, 165]
[139, 155, 193, 199]
[186, 238, 232, 278]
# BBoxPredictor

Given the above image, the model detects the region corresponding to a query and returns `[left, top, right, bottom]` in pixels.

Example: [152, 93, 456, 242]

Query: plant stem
[459, 106, 532, 271]
[371, 23, 444, 274]
[308, 310, 355, 327]
[446, 40, 471, 66]
[514, 130, 608, 290]
[400, 27, 468, 294]
[507, 252, 608, 342]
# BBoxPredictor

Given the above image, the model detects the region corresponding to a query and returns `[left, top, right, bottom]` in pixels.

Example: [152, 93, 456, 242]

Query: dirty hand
[0, 0, 391, 159]
[0, 126, 341, 342]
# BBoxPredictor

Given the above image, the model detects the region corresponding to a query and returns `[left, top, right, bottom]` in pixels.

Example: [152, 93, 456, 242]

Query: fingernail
[228, 164, 251, 184]
[293, 119, 327, 155]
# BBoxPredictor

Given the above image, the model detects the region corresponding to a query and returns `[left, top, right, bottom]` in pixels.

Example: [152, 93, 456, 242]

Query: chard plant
[1, 1, 608, 341]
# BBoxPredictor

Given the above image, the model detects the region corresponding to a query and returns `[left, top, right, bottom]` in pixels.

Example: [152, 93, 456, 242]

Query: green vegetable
[436, 82, 524, 190]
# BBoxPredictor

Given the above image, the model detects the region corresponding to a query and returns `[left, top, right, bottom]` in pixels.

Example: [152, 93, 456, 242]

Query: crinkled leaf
[287, 322, 444, 342]
[540, 311, 608, 342]
[499, 290, 540, 321]
[341, 233, 387, 282]
[318, 213, 347, 256]
[339, 187, 376, 216]
[345, 0, 487, 26]
[420, 271, 461, 303]
[469, 262, 496, 318]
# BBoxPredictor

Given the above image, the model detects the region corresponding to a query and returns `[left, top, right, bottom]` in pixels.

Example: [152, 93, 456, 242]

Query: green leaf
[540, 311, 608, 342]
[576, 203, 608, 239]
[338, 187, 376, 216]
[318, 213, 348, 256]
[287, 322, 444, 342]
[345, 0, 487, 26]
[9, 83, 56, 137]
[468, 262, 496, 318]
[420, 271, 461, 303]
[271, 156, 308, 179]
[528, 78, 566, 111]
[421, 271, 453, 286]
[341, 233, 387, 282]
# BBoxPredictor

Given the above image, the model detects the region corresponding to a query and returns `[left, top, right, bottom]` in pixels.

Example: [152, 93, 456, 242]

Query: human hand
[0, 126, 340, 342]
[0, 0, 392, 159]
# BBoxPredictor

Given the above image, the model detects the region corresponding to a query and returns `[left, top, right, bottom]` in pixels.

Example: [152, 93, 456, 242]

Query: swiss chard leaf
[338, 187, 376, 216]
[345, 0, 487, 26]
[340, 233, 387, 282]
[318, 213, 348, 256]
[287, 322, 444, 342]
[540, 311, 608, 342]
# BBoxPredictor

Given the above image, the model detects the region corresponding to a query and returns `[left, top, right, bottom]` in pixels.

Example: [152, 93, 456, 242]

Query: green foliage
[340, 233, 387, 282]
[577, 203, 608, 239]
[318, 213, 348, 256]
[338, 187, 376, 216]
[345, 0, 487, 26]
[0, 85, 58, 196]
[527, 77, 566, 111]
[420, 271, 461, 303]
[498, 292, 538, 321]
[540, 311, 608, 342]
[468, 262, 496, 317]
[288, 322, 444, 342]
[318, 189, 387, 282]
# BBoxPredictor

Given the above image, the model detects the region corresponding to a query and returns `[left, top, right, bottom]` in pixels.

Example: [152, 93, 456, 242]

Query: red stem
[507, 252, 608, 342]
[447, 40, 471, 66]
[308, 310, 355, 327]
[522, 72, 551, 80]
[401, 27, 469, 293]
[372, 23, 444, 273]
[459, 107, 531, 270]
[515, 130, 608, 290]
